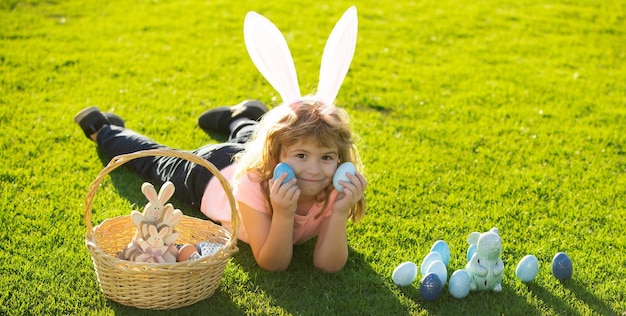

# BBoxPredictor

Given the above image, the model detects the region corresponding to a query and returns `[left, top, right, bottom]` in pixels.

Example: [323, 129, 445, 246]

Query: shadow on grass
[230, 242, 410, 315]
[563, 279, 619, 315]
[526, 279, 619, 315]
[399, 281, 540, 315]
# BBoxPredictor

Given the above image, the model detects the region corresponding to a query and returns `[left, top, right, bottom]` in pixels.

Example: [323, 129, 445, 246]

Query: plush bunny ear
[316, 6, 358, 107]
[244, 11, 302, 105]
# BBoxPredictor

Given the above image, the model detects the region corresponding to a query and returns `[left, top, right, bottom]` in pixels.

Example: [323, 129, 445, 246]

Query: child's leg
[96, 125, 198, 206]
[97, 125, 244, 210]
[186, 143, 244, 208]
[228, 120, 258, 144]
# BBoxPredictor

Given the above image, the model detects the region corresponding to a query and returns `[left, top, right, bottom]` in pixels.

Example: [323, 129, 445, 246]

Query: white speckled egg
[333, 162, 356, 192]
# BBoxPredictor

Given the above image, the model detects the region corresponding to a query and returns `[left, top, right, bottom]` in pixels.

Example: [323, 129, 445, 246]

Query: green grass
[1, 0, 625, 314]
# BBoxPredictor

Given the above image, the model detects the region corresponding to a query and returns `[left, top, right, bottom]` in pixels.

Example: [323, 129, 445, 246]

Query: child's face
[280, 140, 339, 197]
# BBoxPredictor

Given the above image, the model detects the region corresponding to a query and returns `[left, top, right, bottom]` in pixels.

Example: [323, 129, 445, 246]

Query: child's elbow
[314, 259, 346, 273]
[258, 261, 290, 272]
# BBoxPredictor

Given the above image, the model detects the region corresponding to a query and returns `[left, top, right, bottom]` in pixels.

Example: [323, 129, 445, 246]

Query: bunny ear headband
[244, 6, 358, 108]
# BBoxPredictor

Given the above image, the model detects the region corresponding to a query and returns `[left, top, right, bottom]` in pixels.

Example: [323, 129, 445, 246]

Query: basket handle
[83, 148, 239, 244]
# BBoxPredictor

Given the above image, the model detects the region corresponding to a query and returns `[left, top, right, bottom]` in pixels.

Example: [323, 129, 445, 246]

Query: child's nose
[306, 161, 322, 174]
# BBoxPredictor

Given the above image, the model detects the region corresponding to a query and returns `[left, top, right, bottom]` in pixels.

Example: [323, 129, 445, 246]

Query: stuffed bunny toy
[243, 6, 358, 109]
[465, 227, 504, 292]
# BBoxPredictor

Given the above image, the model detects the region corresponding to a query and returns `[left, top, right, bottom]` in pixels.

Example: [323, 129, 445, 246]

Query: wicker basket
[83, 149, 239, 310]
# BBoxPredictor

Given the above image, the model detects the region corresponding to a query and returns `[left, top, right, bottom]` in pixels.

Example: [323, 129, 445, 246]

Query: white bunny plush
[465, 227, 504, 292]
[244, 6, 358, 108]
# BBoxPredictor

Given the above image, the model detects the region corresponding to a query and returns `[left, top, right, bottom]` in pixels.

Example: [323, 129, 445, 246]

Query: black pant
[96, 121, 256, 210]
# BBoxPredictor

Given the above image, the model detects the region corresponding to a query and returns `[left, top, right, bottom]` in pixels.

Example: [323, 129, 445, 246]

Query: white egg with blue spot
[333, 162, 356, 192]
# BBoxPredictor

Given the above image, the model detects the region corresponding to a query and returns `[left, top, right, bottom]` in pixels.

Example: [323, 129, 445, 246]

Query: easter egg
[448, 269, 471, 299]
[420, 273, 443, 301]
[430, 240, 450, 266]
[467, 244, 477, 262]
[551, 252, 573, 280]
[420, 252, 443, 276]
[392, 261, 418, 287]
[515, 255, 539, 283]
[333, 162, 356, 192]
[273, 163, 296, 184]
[177, 244, 200, 262]
[197, 241, 223, 257]
[426, 260, 448, 285]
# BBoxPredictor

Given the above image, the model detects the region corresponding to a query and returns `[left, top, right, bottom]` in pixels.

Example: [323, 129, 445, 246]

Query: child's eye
[296, 153, 306, 159]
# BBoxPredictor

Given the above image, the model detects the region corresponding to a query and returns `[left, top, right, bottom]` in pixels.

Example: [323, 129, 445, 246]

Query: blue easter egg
[333, 162, 356, 192]
[426, 260, 448, 285]
[392, 261, 418, 287]
[420, 273, 443, 301]
[516, 255, 539, 283]
[467, 244, 477, 262]
[552, 252, 573, 280]
[273, 163, 296, 184]
[430, 240, 450, 266]
[448, 269, 471, 299]
[420, 252, 443, 276]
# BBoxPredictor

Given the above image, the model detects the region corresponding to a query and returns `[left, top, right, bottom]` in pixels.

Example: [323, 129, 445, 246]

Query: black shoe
[74, 106, 125, 138]
[104, 112, 125, 128]
[198, 100, 268, 134]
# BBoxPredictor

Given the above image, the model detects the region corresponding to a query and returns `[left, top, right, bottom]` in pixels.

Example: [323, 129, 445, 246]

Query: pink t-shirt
[200, 163, 338, 244]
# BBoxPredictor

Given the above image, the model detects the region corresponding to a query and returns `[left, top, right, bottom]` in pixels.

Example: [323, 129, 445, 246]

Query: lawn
[1, 0, 625, 315]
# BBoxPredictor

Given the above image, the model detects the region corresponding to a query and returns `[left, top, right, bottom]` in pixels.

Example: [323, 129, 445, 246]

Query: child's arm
[313, 210, 349, 273]
[238, 175, 299, 272]
[313, 172, 367, 273]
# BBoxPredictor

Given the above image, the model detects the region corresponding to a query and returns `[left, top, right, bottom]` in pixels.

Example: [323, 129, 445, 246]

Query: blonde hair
[235, 99, 365, 222]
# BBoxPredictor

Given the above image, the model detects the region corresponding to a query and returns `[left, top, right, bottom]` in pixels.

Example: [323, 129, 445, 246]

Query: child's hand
[333, 171, 366, 214]
[269, 174, 300, 218]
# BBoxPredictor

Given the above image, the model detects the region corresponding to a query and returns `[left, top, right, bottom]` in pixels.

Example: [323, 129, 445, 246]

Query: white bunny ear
[244, 11, 302, 105]
[316, 6, 358, 106]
